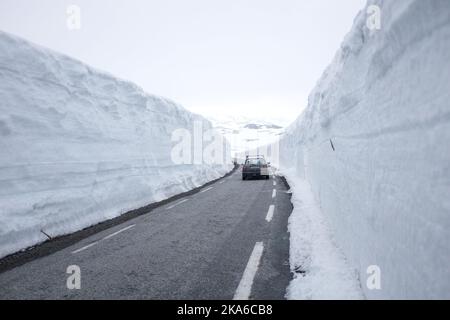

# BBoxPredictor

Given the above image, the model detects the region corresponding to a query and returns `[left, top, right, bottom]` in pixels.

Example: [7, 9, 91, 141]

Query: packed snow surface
[281, 169, 364, 300]
[280, 0, 450, 299]
[0, 31, 231, 259]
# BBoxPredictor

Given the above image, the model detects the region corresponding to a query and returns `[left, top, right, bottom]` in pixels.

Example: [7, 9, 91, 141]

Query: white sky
[0, 0, 366, 126]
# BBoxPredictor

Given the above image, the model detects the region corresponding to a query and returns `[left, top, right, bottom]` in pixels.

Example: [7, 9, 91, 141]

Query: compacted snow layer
[281, 169, 364, 300]
[0, 32, 231, 259]
[280, 0, 450, 299]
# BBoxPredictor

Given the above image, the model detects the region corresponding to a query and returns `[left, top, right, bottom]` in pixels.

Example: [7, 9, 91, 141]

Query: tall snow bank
[280, 0, 450, 299]
[0, 31, 231, 259]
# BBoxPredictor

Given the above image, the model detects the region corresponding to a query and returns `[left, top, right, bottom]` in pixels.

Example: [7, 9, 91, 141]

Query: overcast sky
[0, 0, 366, 126]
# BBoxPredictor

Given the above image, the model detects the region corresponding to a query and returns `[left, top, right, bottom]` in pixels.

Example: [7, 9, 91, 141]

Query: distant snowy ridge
[207, 115, 285, 156]
[280, 0, 450, 299]
[0, 31, 231, 259]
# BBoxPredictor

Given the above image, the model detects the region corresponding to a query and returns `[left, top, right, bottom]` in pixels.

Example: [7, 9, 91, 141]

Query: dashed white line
[265, 205, 275, 222]
[72, 224, 136, 254]
[200, 186, 214, 193]
[219, 181, 225, 184]
[272, 189, 277, 199]
[71, 242, 99, 254]
[166, 199, 189, 210]
[233, 242, 264, 300]
[273, 181, 277, 186]
[102, 224, 135, 240]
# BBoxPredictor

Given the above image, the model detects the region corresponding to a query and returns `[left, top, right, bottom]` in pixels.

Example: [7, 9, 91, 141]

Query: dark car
[242, 156, 270, 180]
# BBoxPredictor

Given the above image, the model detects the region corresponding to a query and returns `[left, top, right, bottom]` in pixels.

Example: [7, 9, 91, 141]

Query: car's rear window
[246, 158, 266, 166]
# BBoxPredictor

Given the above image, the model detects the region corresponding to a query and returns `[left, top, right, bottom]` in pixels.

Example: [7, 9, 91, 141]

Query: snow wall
[279, 0, 450, 299]
[0, 32, 232, 259]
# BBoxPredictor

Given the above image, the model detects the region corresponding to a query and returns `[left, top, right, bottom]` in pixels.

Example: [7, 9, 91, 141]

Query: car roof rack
[246, 155, 265, 159]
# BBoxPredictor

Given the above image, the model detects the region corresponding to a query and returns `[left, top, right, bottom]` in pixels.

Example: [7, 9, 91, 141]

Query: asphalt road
[0, 169, 293, 299]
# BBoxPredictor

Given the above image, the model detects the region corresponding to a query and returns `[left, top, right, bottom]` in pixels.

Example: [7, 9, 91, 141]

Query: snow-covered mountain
[207, 115, 285, 157]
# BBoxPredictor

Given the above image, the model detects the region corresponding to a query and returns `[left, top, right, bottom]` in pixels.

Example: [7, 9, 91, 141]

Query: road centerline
[265, 205, 275, 222]
[233, 242, 264, 300]
[272, 189, 277, 199]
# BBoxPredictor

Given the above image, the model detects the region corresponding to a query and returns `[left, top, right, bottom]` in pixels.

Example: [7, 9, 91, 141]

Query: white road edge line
[265, 205, 275, 222]
[102, 224, 135, 241]
[166, 199, 189, 210]
[200, 186, 214, 193]
[233, 242, 264, 300]
[272, 189, 277, 199]
[71, 242, 99, 254]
